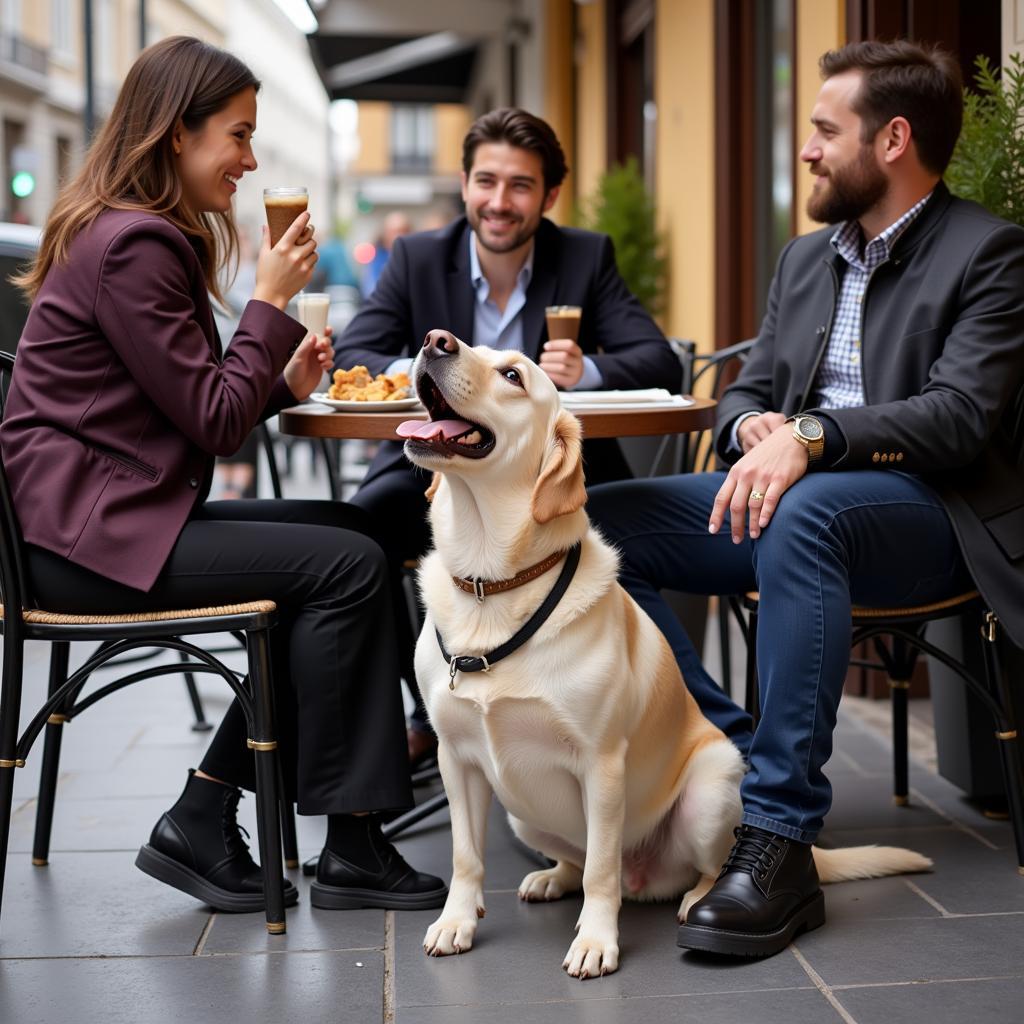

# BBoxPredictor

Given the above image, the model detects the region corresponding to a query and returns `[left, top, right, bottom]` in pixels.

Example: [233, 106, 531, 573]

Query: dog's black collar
[436, 541, 582, 690]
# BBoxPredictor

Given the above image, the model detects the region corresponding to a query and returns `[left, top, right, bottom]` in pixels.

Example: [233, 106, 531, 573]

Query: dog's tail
[811, 844, 932, 882]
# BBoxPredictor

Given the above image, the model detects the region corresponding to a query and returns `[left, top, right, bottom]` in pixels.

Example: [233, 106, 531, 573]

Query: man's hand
[710, 423, 809, 542]
[737, 411, 787, 453]
[539, 339, 585, 389]
[284, 324, 334, 401]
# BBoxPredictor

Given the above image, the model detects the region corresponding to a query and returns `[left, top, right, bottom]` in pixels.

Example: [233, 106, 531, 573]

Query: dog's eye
[501, 367, 524, 388]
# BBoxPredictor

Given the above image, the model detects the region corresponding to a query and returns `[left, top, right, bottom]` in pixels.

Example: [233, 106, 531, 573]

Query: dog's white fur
[406, 339, 931, 978]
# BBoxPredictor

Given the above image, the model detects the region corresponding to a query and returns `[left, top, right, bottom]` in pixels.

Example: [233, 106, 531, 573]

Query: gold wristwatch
[787, 415, 825, 464]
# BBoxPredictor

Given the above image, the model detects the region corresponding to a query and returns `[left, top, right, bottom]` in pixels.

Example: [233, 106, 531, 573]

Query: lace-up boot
[677, 824, 823, 957]
[135, 770, 298, 912]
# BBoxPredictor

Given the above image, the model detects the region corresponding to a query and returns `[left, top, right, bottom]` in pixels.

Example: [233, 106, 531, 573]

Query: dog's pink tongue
[396, 418, 475, 440]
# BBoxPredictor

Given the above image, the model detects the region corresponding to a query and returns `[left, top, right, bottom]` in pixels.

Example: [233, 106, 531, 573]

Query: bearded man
[587, 40, 1024, 957]
[331, 108, 680, 766]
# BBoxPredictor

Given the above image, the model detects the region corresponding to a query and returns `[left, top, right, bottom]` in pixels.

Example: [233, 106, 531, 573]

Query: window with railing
[51, 0, 74, 61]
[390, 105, 435, 174]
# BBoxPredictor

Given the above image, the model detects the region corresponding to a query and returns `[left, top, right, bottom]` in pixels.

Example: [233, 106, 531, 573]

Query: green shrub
[575, 157, 666, 316]
[946, 54, 1024, 227]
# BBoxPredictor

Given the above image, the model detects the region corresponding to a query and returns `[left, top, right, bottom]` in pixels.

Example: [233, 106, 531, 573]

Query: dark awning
[304, 0, 523, 104]
[308, 29, 479, 103]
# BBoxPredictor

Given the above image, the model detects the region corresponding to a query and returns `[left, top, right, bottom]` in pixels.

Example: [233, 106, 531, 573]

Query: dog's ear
[531, 410, 587, 524]
[424, 472, 442, 502]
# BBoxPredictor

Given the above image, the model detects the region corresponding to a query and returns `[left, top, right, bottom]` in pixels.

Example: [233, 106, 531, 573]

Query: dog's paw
[678, 875, 716, 922]
[518, 862, 583, 902]
[562, 933, 619, 979]
[423, 916, 479, 957]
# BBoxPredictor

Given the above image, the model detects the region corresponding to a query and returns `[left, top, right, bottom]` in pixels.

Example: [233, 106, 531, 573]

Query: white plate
[560, 390, 693, 409]
[309, 393, 423, 413]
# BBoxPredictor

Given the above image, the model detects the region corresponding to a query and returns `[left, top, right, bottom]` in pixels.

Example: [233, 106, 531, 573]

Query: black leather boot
[311, 815, 448, 911]
[677, 824, 824, 957]
[135, 770, 298, 913]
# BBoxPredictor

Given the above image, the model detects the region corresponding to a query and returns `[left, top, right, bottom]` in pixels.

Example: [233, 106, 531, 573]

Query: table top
[278, 397, 717, 441]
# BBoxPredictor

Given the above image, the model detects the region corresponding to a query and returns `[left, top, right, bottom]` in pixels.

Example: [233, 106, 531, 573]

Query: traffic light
[11, 171, 35, 198]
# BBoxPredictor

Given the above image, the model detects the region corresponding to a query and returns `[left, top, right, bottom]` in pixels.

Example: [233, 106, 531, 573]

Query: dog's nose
[422, 329, 459, 358]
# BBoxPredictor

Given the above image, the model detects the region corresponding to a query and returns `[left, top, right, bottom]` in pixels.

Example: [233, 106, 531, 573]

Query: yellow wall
[656, 0, 715, 353]
[543, 0, 575, 223]
[352, 103, 391, 174]
[794, 0, 845, 236]
[434, 104, 472, 176]
[574, 0, 607, 206]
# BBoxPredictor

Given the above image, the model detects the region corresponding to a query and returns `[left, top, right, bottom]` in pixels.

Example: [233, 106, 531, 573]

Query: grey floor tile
[822, 772, 948, 832]
[837, 975, 1024, 1023]
[7, 795, 172, 853]
[0, 950, 382, 1024]
[396, 987, 837, 1024]
[794, 913, 1024, 986]
[395, 892, 810, 1008]
[819, 824, 1024, 916]
[821, 876, 942, 924]
[0, 850, 208, 958]
[201, 900, 384, 955]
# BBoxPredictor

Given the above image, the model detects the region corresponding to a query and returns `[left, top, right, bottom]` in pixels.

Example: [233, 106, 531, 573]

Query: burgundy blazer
[0, 208, 305, 591]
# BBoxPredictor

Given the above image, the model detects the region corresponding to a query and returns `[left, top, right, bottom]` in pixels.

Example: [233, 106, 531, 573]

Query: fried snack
[328, 366, 411, 402]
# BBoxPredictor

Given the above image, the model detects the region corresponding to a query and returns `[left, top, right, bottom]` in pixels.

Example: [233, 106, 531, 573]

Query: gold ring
[749, 490, 765, 503]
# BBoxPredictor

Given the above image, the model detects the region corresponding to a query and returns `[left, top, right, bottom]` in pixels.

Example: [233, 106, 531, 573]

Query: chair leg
[744, 609, 760, 728]
[32, 642, 71, 866]
[278, 759, 299, 870]
[178, 650, 213, 732]
[0, 633, 26, 930]
[717, 599, 733, 700]
[890, 679, 910, 805]
[246, 627, 287, 934]
[381, 792, 450, 840]
[981, 616, 1024, 872]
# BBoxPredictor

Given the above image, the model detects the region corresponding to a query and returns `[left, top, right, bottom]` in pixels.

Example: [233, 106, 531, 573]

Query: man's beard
[467, 208, 539, 253]
[807, 145, 888, 225]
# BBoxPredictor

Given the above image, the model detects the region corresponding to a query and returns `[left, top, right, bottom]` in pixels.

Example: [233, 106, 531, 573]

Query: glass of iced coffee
[545, 305, 582, 343]
[263, 186, 308, 247]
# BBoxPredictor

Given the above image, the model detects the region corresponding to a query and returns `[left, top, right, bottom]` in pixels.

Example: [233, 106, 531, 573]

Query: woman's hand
[253, 211, 318, 311]
[284, 324, 334, 401]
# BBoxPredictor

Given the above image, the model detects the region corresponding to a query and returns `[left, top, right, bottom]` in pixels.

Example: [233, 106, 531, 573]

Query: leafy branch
[946, 54, 1024, 226]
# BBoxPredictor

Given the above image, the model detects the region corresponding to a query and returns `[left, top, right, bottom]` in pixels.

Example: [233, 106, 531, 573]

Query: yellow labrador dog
[398, 331, 930, 979]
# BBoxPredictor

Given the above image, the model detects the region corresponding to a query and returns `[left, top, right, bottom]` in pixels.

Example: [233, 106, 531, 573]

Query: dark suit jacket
[0, 209, 305, 591]
[333, 215, 679, 485]
[714, 183, 1024, 646]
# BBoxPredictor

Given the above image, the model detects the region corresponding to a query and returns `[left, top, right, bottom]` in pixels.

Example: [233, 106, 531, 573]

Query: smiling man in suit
[332, 107, 679, 761]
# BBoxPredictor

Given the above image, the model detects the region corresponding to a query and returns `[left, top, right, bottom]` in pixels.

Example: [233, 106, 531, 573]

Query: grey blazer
[714, 183, 1024, 647]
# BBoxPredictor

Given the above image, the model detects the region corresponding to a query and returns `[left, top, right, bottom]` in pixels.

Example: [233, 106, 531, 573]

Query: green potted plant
[575, 157, 667, 316]
[945, 53, 1024, 227]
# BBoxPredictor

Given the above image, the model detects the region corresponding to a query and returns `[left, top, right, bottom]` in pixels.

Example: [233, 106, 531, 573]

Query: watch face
[799, 417, 824, 441]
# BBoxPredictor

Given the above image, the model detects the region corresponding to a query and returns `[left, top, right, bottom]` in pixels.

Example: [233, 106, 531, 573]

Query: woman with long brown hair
[0, 36, 446, 914]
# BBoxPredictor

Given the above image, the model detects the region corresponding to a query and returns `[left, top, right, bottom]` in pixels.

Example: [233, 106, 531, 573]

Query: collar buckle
[473, 578, 486, 603]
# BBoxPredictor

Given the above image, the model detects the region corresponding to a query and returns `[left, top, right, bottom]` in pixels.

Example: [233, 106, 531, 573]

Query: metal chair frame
[741, 590, 1024, 871]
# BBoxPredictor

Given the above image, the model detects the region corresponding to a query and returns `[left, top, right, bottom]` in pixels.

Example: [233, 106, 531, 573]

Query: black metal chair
[739, 589, 1024, 873]
[0, 351, 291, 934]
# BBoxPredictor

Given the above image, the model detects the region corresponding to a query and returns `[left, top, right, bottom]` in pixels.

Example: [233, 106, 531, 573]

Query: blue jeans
[586, 470, 971, 843]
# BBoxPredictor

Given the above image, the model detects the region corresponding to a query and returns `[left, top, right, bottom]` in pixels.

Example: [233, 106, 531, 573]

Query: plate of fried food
[310, 365, 422, 412]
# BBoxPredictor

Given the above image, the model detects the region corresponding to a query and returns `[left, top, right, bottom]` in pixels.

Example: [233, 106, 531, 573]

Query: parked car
[0, 222, 41, 356]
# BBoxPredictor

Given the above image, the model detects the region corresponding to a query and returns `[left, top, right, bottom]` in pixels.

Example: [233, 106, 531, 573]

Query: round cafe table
[278, 395, 716, 442]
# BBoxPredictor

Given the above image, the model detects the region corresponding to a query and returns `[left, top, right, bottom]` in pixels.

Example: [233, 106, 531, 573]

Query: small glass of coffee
[263, 186, 308, 247]
[545, 305, 582, 343]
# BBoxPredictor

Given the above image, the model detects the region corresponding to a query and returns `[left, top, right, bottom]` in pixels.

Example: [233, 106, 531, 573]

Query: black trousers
[26, 500, 412, 816]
